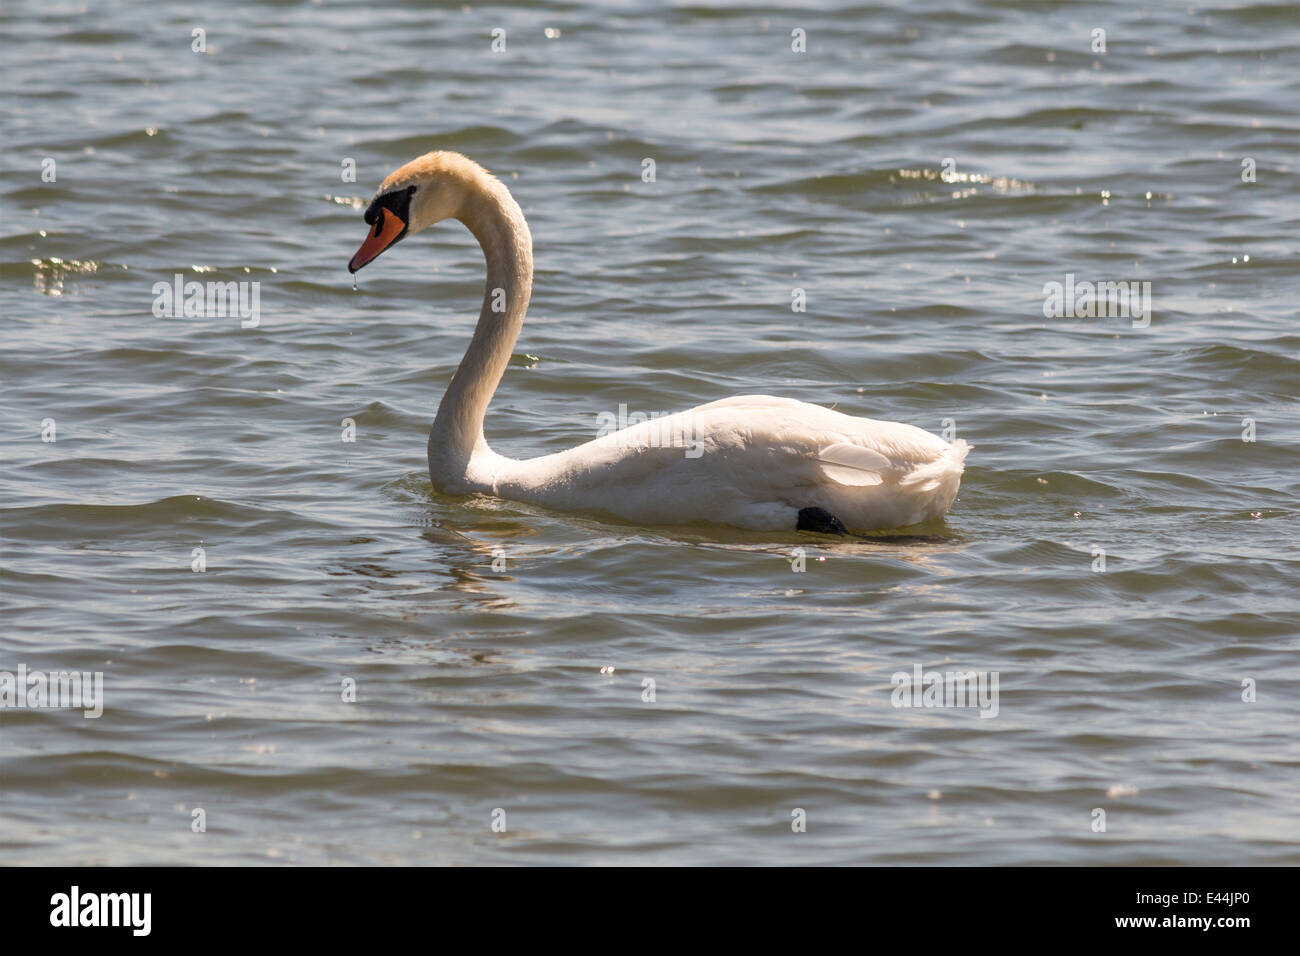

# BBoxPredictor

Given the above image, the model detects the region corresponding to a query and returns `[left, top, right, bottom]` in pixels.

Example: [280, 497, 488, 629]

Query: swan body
[348, 151, 969, 532]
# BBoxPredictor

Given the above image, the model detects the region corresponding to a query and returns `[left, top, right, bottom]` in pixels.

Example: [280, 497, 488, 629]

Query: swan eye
[363, 185, 417, 226]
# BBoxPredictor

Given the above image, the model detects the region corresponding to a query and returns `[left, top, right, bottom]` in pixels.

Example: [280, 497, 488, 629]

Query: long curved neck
[429, 180, 532, 485]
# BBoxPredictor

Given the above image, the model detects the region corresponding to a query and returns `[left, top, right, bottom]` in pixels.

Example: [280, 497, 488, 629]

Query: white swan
[348, 151, 970, 533]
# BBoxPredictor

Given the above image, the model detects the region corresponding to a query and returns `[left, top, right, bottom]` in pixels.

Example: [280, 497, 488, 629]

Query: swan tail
[898, 439, 971, 493]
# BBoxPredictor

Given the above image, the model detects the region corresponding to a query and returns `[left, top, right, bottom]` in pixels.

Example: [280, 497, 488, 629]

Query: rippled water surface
[1, 0, 1297, 864]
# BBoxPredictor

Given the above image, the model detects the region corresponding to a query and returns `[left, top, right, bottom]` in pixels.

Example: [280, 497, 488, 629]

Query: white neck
[428, 181, 533, 489]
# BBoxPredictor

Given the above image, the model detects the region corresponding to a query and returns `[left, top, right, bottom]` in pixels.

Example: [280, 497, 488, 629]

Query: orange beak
[348, 207, 407, 273]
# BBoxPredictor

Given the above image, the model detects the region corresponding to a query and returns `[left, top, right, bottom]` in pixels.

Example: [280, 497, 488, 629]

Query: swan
[347, 151, 970, 533]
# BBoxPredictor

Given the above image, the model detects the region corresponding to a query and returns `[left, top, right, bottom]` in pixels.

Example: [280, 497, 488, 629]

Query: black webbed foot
[796, 507, 849, 535]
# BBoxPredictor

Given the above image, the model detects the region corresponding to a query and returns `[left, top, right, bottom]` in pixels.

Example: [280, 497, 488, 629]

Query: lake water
[1, 0, 1297, 864]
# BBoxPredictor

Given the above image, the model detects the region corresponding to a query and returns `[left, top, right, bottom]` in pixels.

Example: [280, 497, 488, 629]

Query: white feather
[816, 442, 890, 486]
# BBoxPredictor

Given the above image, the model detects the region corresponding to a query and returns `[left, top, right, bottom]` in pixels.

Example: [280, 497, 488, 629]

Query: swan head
[347, 151, 489, 273]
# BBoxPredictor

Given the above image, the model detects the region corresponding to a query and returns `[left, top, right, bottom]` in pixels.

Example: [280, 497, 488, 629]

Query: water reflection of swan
[349, 151, 969, 533]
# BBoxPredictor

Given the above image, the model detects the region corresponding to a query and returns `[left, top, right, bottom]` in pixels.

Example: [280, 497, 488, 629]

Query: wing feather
[816, 441, 890, 486]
